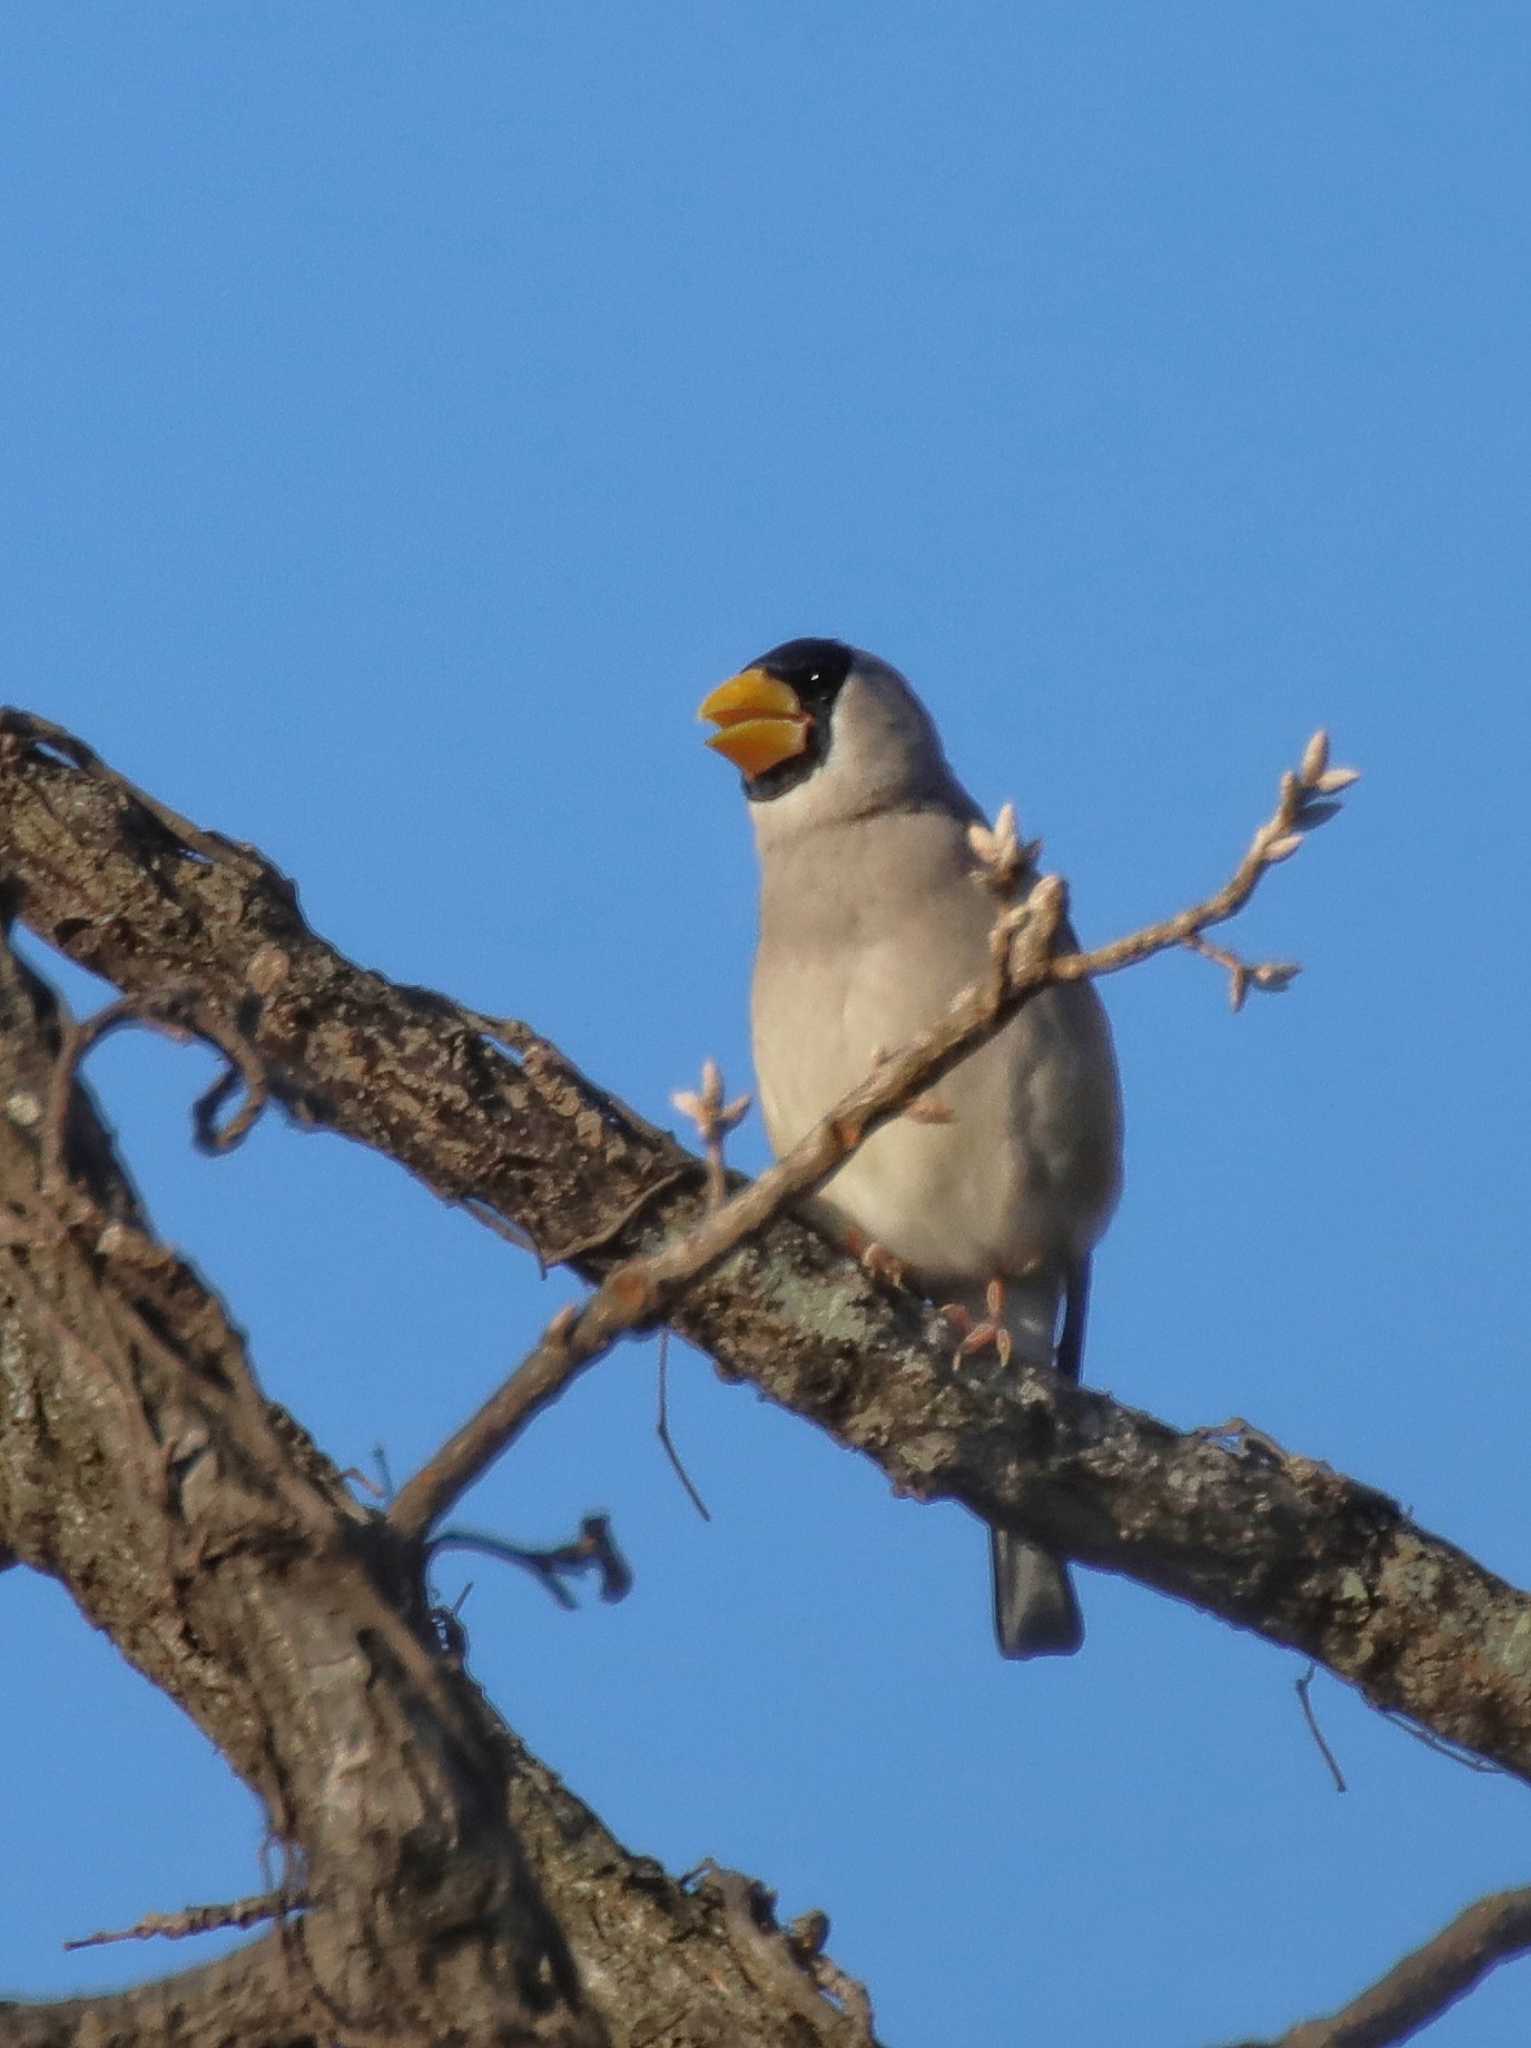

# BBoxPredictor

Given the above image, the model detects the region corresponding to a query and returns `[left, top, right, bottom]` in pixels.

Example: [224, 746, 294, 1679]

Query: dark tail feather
[989, 1256, 1091, 1659]
[1056, 1255, 1091, 1383]
[991, 1531, 1083, 1659]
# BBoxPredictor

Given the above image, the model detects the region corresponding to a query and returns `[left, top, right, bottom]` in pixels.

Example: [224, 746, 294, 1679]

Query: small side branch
[430, 1514, 632, 1611]
[1052, 727, 1358, 992]
[1235, 1884, 1531, 2048]
[657, 1328, 713, 1522]
[389, 1304, 614, 1538]
[64, 1887, 304, 1951]
[1295, 1663, 1348, 1794]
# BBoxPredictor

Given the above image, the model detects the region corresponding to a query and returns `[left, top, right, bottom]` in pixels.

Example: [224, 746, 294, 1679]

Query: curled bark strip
[42, 990, 269, 1200]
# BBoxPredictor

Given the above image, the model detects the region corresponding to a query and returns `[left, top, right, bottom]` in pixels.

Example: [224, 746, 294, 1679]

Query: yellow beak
[697, 668, 812, 779]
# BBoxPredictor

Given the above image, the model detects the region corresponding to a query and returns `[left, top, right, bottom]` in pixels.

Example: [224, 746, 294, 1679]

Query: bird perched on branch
[699, 639, 1123, 1658]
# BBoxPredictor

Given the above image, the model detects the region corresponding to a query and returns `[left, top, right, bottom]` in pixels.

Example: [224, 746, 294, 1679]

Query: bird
[698, 638, 1123, 1659]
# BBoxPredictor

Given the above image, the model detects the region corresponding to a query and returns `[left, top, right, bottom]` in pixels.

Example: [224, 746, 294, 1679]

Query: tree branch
[63, 1889, 305, 1953]
[6, 708, 1527, 2045]
[0, 933, 600, 2046]
[5, 708, 1531, 1800]
[1229, 1883, 1531, 2048]
[387, 880, 1071, 1536]
[0, 928, 873, 2046]
[389, 729, 1351, 1535]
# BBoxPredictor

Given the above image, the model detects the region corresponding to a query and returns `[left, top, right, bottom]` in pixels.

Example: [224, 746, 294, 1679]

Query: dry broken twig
[657, 1326, 713, 1522]
[1295, 1663, 1348, 1795]
[64, 1888, 305, 1952]
[429, 1512, 633, 1611]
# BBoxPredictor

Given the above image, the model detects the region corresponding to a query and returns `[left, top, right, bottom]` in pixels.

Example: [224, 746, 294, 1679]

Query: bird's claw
[939, 1280, 1012, 1369]
[846, 1229, 909, 1291]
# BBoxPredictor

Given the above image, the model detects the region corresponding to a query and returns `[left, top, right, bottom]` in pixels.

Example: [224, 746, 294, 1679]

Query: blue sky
[4, 6, 1530, 2042]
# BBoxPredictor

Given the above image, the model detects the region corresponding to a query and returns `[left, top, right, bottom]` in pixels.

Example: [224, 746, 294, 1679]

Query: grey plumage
[702, 640, 1123, 1659]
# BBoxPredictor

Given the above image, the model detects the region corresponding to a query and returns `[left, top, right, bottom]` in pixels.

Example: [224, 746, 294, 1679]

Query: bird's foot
[845, 1229, 909, 1291]
[939, 1279, 1012, 1370]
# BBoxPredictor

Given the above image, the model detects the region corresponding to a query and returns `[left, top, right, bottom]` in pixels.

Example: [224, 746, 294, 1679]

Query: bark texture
[1, 709, 1527, 2047]
[0, 922, 884, 2045]
[1, 714, 1527, 1780]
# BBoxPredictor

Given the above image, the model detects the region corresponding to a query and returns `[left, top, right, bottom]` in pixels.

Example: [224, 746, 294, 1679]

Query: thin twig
[65, 1887, 305, 1951]
[372, 1443, 395, 1502]
[657, 1329, 713, 1522]
[1183, 932, 1300, 1013]
[388, 734, 1358, 1540]
[1295, 1663, 1347, 1793]
[1048, 735, 1357, 994]
[388, 1304, 586, 1537]
[429, 1514, 632, 1609]
[388, 887, 1063, 1537]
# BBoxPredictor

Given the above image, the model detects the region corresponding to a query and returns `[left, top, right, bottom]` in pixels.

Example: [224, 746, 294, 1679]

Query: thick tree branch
[7, 708, 1530, 2047]
[0, 935, 599, 2047]
[0, 931, 875, 2046]
[2, 709, 1529, 1801]
[0, 1944, 324, 2048]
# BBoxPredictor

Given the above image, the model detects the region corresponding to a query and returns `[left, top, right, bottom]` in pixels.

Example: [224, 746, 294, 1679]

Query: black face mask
[741, 638, 854, 802]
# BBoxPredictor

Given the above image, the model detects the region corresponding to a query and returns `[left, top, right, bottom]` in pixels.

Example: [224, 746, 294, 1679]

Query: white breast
[750, 809, 1122, 1292]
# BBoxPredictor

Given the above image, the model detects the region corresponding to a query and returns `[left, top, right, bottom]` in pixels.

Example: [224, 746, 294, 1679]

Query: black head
[742, 638, 854, 800]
